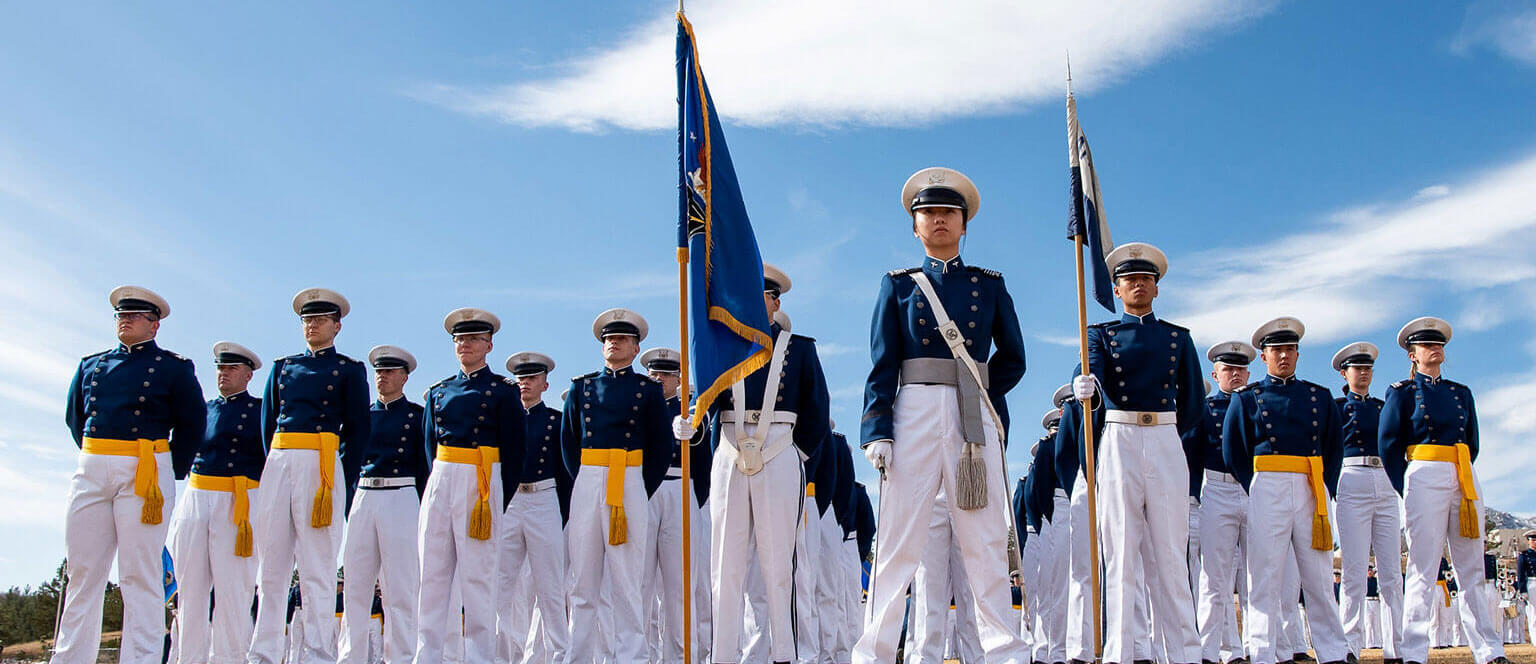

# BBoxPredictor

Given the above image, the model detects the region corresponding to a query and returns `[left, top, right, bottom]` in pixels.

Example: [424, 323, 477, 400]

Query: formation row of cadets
[50, 275, 878, 664]
[851, 167, 1513, 664]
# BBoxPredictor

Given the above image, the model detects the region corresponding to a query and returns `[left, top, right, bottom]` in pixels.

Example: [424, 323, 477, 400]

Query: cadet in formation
[1382, 317, 1508, 664]
[340, 345, 425, 664]
[497, 350, 570, 664]
[415, 309, 524, 664]
[1189, 340, 1256, 664]
[1069, 241, 1203, 664]
[1222, 317, 1347, 664]
[561, 309, 671, 664]
[857, 167, 1027, 663]
[251, 288, 370, 664]
[1329, 341, 1404, 664]
[55, 287, 204, 664]
[168, 342, 263, 664]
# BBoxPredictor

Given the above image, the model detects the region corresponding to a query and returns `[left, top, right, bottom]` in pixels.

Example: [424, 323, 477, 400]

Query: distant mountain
[1488, 507, 1536, 531]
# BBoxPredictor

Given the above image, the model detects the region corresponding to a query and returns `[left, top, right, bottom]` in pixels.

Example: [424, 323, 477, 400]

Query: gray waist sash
[899, 357, 991, 445]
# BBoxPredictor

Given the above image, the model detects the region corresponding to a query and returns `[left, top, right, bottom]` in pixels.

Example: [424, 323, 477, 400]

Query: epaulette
[572, 371, 600, 382]
[1390, 379, 1414, 390]
[81, 349, 110, 361]
[966, 265, 1003, 279]
[1443, 378, 1468, 390]
[1088, 321, 1111, 329]
[1234, 383, 1255, 393]
[164, 350, 190, 362]
[502, 376, 519, 386]
[428, 376, 451, 391]
[887, 267, 920, 278]
[1161, 320, 1191, 333]
[790, 332, 817, 343]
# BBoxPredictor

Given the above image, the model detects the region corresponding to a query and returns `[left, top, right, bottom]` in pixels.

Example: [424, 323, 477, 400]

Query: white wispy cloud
[1163, 149, 1536, 349]
[413, 0, 1275, 132]
[1451, 0, 1536, 67]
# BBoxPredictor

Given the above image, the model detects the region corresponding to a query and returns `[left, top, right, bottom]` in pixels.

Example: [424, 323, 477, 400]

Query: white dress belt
[1104, 410, 1177, 426]
[517, 478, 557, 493]
[1204, 469, 1239, 484]
[358, 476, 416, 489]
[1343, 456, 1384, 468]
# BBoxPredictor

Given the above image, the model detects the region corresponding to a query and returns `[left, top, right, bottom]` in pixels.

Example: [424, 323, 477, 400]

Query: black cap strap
[910, 187, 967, 216]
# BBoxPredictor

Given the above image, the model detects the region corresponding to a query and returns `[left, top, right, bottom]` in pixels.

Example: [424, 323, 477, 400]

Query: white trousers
[795, 493, 823, 663]
[341, 487, 420, 664]
[168, 485, 258, 664]
[249, 450, 343, 664]
[1033, 493, 1070, 664]
[1401, 459, 1503, 663]
[1020, 525, 1040, 655]
[414, 461, 502, 664]
[1244, 472, 1346, 664]
[911, 486, 982, 664]
[1196, 476, 1248, 663]
[1333, 465, 1403, 659]
[52, 450, 174, 664]
[1096, 422, 1197, 664]
[1066, 474, 1095, 662]
[816, 508, 847, 664]
[1363, 597, 1383, 648]
[841, 538, 863, 664]
[567, 463, 650, 664]
[741, 553, 774, 664]
[853, 384, 1027, 664]
[1275, 552, 1304, 658]
[710, 421, 803, 664]
[496, 485, 568, 664]
[642, 478, 699, 663]
[1527, 580, 1536, 646]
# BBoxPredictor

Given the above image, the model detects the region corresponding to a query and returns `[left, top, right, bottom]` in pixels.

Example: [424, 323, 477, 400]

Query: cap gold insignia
[1129, 248, 1143, 258]
[1426, 321, 1437, 329]
[306, 291, 318, 301]
[928, 172, 946, 184]
[1278, 321, 1290, 329]
[1230, 344, 1240, 352]
[614, 311, 626, 320]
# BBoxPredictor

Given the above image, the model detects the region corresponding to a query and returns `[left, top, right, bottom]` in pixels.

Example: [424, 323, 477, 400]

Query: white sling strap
[907, 272, 1006, 447]
[730, 329, 793, 475]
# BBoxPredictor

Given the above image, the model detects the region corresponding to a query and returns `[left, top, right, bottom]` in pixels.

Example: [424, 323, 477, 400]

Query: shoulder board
[1234, 383, 1255, 393]
[886, 267, 920, 278]
[790, 332, 817, 343]
[281, 352, 308, 361]
[502, 376, 519, 386]
[1160, 320, 1191, 333]
[965, 266, 1003, 279]
[428, 377, 451, 391]
[1444, 379, 1469, 390]
[1390, 379, 1414, 390]
[572, 371, 600, 382]
[81, 349, 110, 361]
[1087, 321, 1112, 329]
[1302, 379, 1327, 391]
[1370, 396, 1385, 405]
[165, 351, 190, 362]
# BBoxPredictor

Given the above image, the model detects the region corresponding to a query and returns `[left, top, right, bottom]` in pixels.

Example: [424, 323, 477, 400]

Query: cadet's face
[1261, 345, 1298, 378]
[763, 291, 781, 316]
[912, 207, 966, 253]
[1409, 343, 1445, 369]
[1342, 365, 1373, 393]
[516, 373, 549, 401]
[603, 335, 640, 365]
[1113, 274, 1159, 308]
[374, 367, 408, 398]
[114, 312, 159, 345]
[1527, 537, 1535, 550]
[301, 315, 341, 347]
[216, 364, 254, 395]
[651, 371, 681, 397]
[1212, 363, 1250, 392]
[453, 334, 492, 368]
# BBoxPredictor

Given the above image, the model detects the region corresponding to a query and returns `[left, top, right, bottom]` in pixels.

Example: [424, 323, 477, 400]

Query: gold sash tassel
[272, 432, 341, 528]
[581, 448, 644, 546]
[83, 437, 170, 524]
[1407, 443, 1480, 539]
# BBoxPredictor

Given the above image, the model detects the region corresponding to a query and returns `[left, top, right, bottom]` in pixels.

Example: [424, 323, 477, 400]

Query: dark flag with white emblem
[1067, 77, 1116, 314]
[676, 11, 772, 427]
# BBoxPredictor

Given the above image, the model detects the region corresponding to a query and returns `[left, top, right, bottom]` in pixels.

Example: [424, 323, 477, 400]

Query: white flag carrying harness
[728, 329, 794, 475]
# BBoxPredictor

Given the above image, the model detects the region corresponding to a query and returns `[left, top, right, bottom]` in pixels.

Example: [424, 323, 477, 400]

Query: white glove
[865, 440, 893, 472]
[671, 416, 697, 441]
[1073, 375, 1096, 401]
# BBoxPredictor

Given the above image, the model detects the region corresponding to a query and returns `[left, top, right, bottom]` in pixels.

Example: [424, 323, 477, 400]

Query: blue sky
[3, 1, 1535, 588]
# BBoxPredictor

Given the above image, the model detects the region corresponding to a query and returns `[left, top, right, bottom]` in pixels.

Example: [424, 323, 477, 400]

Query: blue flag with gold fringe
[676, 12, 772, 426]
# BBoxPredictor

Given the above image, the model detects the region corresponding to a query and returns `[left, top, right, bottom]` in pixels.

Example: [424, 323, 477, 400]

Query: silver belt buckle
[748, 411, 761, 423]
[1367, 456, 1382, 468]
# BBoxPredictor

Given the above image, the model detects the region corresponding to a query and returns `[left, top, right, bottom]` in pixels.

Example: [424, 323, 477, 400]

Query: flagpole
[677, 244, 694, 664]
[1074, 235, 1104, 660]
[1067, 54, 1104, 659]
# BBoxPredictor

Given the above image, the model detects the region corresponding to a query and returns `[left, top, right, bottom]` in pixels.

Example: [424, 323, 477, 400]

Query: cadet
[679, 263, 831, 664]
[637, 346, 710, 662]
[817, 423, 856, 663]
[341, 345, 426, 664]
[415, 309, 525, 664]
[561, 309, 672, 664]
[1221, 317, 1347, 664]
[1025, 386, 1071, 664]
[250, 288, 370, 664]
[857, 167, 1027, 664]
[496, 351, 570, 664]
[1518, 532, 1536, 644]
[168, 342, 263, 664]
[1381, 317, 1509, 664]
[1329, 341, 1404, 664]
[55, 286, 204, 664]
[1069, 242, 1204, 664]
[1189, 341, 1256, 664]
[1053, 372, 1103, 664]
